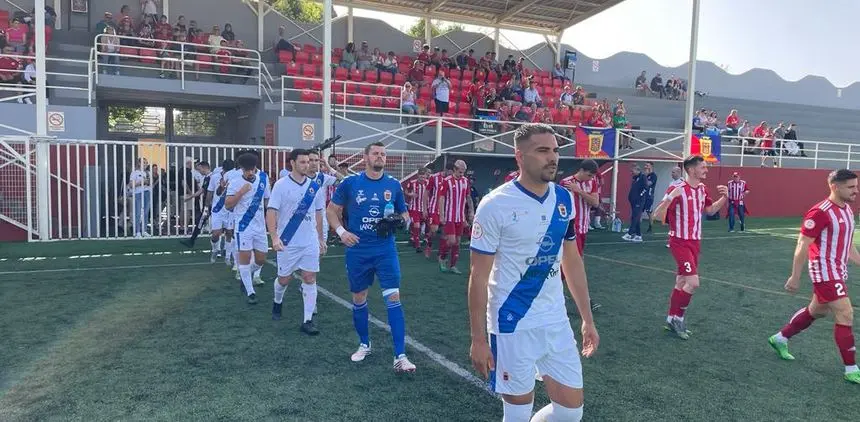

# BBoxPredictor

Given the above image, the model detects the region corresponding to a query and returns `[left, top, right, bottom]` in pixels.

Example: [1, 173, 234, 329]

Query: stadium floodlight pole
[35, 0, 50, 240]
[322, 0, 332, 142]
[681, 0, 701, 158]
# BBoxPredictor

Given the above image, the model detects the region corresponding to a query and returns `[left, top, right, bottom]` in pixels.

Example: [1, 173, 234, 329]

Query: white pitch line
[587, 233, 768, 246]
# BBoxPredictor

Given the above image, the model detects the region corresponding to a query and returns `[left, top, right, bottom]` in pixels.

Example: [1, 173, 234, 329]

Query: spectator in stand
[552, 63, 568, 82]
[174, 15, 187, 34]
[339, 42, 356, 70]
[376, 50, 397, 79]
[438, 49, 454, 70]
[514, 56, 525, 78]
[650, 73, 664, 98]
[429, 46, 441, 67]
[140, 0, 159, 28]
[154, 16, 172, 47]
[417, 44, 431, 64]
[0, 29, 6, 51]
[137, 24, 156, 50]
[356, 41, 373, 71]
[159, 30, 185, 79]
[274, 26, 295, 55]
[431, 70, 451, 114]
[664, 77, 676, 100]
[499, 79, 519, 106]
[484, 87, 500, 109]
[117, 19, 136, 45]
[455, 50, 467, 70]
[613, 109, 628, 129]
[401, 82, 418, 123]
[783, 123, 805, 157]
[773, 121, 786, 150]
[753, 120, 768, 140]
[691, 108, 705, 132]
[725, 109, 739, 135]
[119, 5, 134, 27]
[0, 46, 22, 91]
[737, 119, 754, 152]
[613, 99, 626, 115]
[759, 127, 777, 167]
[100, 27, 121, 75]
[502, 54, 516, 73]
[215, 40, 232, 83]
[522, 80, 541, 108]
[407, 59, 424, 86]
[587, 105, 606, 127]
[222, 23, 235, 42]
[20, 58, 35, 103]
[128, 156, 153, 238]
[489, 52, 501, 75]
[231, 40, 253, 83]
[573, 85, 585, 106]
[706, 111, 718, 129]
[186, 20, 198, 39]
[6, 18, 28, 54]
[208, 25, 225, 53]
[96, 12, 115, 36]
[635, 70, 651, 95]
[559, 85, 574, 109]
[466, 49, 478, 70]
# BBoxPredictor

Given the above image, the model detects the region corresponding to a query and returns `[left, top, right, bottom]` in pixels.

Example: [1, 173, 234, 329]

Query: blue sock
[384, 290, 406, 356]
[352, 301, 370, 345]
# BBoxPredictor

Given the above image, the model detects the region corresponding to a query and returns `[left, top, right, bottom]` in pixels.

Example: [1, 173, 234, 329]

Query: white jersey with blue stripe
[208, 168, 241, 212]
[470, 181, 575, 335]
[268, 174, 326, 249]
[226, 169, 271, 233]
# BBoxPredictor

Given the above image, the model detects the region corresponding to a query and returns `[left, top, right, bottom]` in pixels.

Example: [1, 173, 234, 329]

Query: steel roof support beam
[495, 0, 541, 23]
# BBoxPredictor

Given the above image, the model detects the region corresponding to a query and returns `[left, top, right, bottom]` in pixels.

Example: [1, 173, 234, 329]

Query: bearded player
[469, 124, 598, 422]
[438, 160, 474, 274]
[768, 169, 860, 384]
[424, 166, 450, 259]
[404, 167, 430, 252]
[651, 155, 727, 339]
[560, 159, 602, 312]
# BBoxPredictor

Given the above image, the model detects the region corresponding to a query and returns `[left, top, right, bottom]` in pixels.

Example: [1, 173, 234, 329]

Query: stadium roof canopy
[334, 0, 626, 35]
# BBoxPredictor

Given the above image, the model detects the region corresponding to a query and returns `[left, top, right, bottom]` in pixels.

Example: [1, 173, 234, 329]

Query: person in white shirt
[225, 152, 271, 304]
[431, 71, 451, 113]
[127, 157, 153, 238]
[468, 123, 599, 422]
[266, 149, 327, 335]
[207, 159, 241, 266]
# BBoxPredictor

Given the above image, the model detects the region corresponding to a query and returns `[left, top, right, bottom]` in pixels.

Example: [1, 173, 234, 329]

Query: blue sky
[335, 0, 857, 87]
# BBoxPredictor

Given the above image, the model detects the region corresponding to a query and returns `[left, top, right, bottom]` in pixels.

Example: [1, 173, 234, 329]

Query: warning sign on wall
[301, 123, 315, 142]
[47, 111, 65, 132]
[412, 39, 422, 53]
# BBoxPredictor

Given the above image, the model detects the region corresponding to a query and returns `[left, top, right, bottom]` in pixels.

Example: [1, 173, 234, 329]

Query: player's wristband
[335, 226, 346, 236]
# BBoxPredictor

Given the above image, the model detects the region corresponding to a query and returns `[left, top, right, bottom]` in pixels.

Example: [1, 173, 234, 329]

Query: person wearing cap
[726, 172, 750, 232]
[96, 12, 115, 36]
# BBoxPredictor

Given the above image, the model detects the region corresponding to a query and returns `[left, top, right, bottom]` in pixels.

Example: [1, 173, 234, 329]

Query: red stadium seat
[462, 70, 474, 81]
[294, 51, 310, 64]
[424, 65, 436, 76]
[419, 86, 431, 99]
[285, 61, 300, 76]
[375, 85, 388, 96]
[449, 68, 461, 79]
[553, 87, 563, 98]
[553, 79, 562, 88]
[278, 50, 293, 63]
[349, 68, 362, 80]
[398, 63, 411, 74]
[334, 66, 348, 80]
[363, 71, 378, 83]
[311, 78, 323, 91]
[311, 53, 322, 65]
[301, 64, 316, 77]
[359, 84, 373, 96]
[488, 72, 498, 83]
[545, 97, 556, 109]
[384, 97, 399, 108]
[379, 72, 393, 84]
[449, 88, 459, 104]
[294, 78, 309, 90]
[300, 89, 319, 103]
[139, 47, 157, 64]
[390, 86, 401, 98]
[369, 96, 383, 108]
[551, 108, 562, 123]
[334, 93, 346, 105]
[119, 47, 139, 60]
[455, 102, 468, 114]
[333, 47, 344, 57]
[351, 94, 367, 106]
[332, 80, 344, 93]
[456, 113, 471, 127]
[302, 44, 317, 53]
[475, 70, 486, 81]
[394, 73, 405, 86]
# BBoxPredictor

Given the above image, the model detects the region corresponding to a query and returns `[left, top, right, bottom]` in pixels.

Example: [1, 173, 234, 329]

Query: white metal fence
[0, 53, 93, 104]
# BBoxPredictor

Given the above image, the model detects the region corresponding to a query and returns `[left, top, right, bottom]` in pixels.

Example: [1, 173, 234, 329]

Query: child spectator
[215, 39, 232, 83]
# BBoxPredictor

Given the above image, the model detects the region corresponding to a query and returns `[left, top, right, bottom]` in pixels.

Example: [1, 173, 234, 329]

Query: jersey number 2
[835, 282, 846, 297]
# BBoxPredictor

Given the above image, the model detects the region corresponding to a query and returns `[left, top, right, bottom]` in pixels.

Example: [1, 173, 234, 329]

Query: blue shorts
[345, 246, 401, 293]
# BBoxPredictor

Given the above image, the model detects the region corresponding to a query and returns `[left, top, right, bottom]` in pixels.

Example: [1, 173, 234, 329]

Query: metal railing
[93, 34, 263, 93]
[0, 53, 93, 105]
[280, 74, 404, 118]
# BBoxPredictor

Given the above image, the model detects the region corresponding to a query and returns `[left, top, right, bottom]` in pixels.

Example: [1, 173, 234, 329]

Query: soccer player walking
[726, 172, 750, 232]
[327, 142, 416, 372]
[424, 167, 449, 259]
[768, 169, 860, 384]
[469, 124, 599, 422]
[404, 167, 430, 252]
[438, 160, 474, 274]
[651, 155, 727, 339]
[662, 166, 685, 248]
[225, 152, 271, 304]
[266, 149, 326, 335]
[207, 159, 239, 266]
[560, 159, 602, 312]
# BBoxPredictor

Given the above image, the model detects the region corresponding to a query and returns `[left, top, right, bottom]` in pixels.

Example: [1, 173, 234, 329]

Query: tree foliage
[267, 0, 323, 24]
[405, 19, 464, 39]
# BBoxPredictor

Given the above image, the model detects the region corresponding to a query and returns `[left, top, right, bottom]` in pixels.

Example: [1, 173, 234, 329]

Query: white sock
[274, 280, 287, 304]
[220, 237, 225, 252]
[239, 264, 255, 296]
[774, 332, 788, 344]
[530, 403, 582, 422]
[503, 401, 533, 422]
[251, 262, 262, 278]
[210, 240, 219, 255]
[846, 365, 859, 374]
[302, 283, 318, 322]
[666, 315, 674, 324]
[231, 240, 238, 264]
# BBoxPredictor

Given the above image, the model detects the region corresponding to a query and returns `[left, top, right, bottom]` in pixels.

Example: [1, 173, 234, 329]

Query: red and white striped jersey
[802, 199, 855, 283]
[662, 178, 686, 201]
[666, 181, 713, 240]
[560, 174, 598, 235]
[438, 175, 471, 223]
[405, 178, 429, 213]
[504, 171, 519, 183]
[727, 179, 749, 204]
[427, 172, 446, 215]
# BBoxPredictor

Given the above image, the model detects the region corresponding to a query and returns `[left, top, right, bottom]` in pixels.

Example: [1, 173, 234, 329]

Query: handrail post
[87, 54, 93, 105]
[814, 142, 820, 169]
[777, 140, 784, 168]
[847, 144, 852, 169]
[435, 117, 443, 155]
[180, 43, 185, 90]
[280, 76, 285, 116]
[257, 61, 262, 96]
[739, 140, 745, 167]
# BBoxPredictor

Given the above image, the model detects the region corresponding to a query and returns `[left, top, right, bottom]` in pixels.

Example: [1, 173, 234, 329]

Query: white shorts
[321, 212, 329, 242]
[210, 210, 234, 231]
[236, 229, 268, 252]
[276, 245, 320, 276]
[489, 321, 582, 395]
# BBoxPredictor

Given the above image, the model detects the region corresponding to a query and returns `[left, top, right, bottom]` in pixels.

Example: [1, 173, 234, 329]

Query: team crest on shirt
[371, 193, 379, 201]
[383, 190, 392, 201]
[356, 190, 367, 204]
[308, 187, 315, 195]
[511, 211, 519, 222]
[471, 222, 483, 239]
[557, 203, 568, 218]
[804, 219, 815, 230]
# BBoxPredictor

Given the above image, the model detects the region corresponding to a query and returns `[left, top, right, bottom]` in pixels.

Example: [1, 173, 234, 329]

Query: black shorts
[435, 100, 449, 113]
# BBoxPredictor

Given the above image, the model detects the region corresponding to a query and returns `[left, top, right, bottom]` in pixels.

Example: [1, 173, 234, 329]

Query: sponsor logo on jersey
[372, 193, 379, 201]
[471, 221, 483, 239]
[384, 189, 392, 202]
[539, 235, 555, 252]
[356, 190, 367, 204]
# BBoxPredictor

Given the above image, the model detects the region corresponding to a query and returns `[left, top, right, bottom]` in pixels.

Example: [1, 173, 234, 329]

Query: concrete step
[52, 43, 93, 57]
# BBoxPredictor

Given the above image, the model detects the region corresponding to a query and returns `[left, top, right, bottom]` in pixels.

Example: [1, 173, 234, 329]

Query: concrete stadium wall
[0, 103, 97, 138]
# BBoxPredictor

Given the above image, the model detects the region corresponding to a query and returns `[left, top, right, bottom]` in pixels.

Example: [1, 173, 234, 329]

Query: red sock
[779, 307, 815, 338]
[667, 288, 683, 317]
[426, 230, 434, 249]
[410, 225, 420, 248]
[439, 238, 449, 260]
[450, 243, 460, 267]
[676, 290, 692, 317]
[835, 324, 857, 366]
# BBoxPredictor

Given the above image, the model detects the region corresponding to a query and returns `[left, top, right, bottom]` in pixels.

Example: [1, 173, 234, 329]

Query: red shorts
[669, 237, 701, 276]
[575, 232, 586, 255]
[427, 213, 441, 226]
[813, 279, 849, 303]
[408, 210, 424, 225]
[443, 221, 464, 236]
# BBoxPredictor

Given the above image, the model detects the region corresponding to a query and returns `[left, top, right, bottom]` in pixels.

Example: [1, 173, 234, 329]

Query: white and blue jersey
[470, 181, 575, 335]
[268, 174, 326, 249]
[226, 169, 271, 234]
[331, 172, 407, 293]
